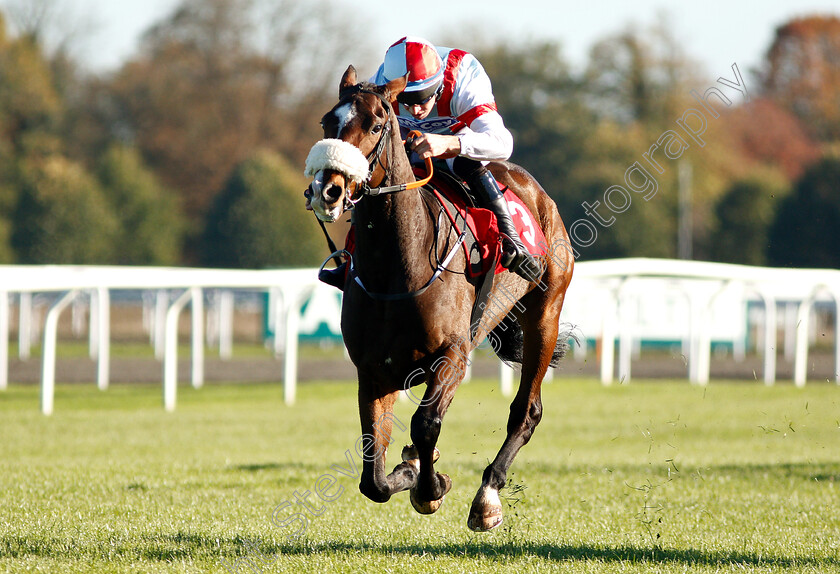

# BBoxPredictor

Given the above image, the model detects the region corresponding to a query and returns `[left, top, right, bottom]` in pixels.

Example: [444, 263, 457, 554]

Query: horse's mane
[339, 81, 383, 99]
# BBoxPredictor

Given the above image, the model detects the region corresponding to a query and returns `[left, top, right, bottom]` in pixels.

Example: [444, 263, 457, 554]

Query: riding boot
[318, 262, 347, 290]
[471, 170, 544, 281]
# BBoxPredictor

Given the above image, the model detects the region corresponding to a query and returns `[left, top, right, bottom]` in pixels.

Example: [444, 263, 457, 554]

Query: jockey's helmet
[383, 36, 444, 105]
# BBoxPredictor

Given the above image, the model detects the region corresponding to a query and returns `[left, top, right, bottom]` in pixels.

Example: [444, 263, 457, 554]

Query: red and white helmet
[382, 36, 444, 104]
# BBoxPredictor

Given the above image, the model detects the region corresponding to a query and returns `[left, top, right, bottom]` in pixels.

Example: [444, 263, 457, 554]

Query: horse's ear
[340, 65, 358, 95]
[382, 75, 408, 103]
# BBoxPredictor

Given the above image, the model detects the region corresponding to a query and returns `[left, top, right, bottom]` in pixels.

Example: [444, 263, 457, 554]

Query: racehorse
[305, 65, 574, 531]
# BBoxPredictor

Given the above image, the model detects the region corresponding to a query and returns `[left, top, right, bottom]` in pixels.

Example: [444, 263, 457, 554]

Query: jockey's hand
[408, 133, 461, 160]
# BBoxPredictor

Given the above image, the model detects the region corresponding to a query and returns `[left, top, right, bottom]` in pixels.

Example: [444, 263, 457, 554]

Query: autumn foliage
[763, 15, 840, 142]
[0, 3, 838, 268]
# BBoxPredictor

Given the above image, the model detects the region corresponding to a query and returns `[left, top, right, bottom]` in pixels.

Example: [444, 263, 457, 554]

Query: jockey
[318, 36, 543, 288]
[377, 36, 542, 281]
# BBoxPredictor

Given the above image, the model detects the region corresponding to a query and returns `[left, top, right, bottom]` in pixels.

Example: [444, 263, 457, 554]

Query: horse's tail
[490, 314, 578, 369]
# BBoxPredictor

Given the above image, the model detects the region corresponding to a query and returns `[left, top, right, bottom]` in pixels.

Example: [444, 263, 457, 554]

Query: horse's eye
[371, 124, 382, 134]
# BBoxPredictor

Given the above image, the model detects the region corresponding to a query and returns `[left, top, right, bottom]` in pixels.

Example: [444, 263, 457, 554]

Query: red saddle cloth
[342, 170, 547, 279]
[421, 169, 547, 277]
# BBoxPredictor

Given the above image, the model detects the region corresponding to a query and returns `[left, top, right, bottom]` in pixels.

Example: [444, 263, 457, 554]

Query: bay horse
[305, 65, 574, 531]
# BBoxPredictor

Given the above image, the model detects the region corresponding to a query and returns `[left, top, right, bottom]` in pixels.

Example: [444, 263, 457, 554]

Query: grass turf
[1, 377, 838, 573]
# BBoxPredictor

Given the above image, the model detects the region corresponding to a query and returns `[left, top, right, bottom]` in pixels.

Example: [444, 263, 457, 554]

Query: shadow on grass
[229, 461, 329, 474]
[515, 461, 840, 488]
[713, 462, 840, 484]
[225, 539, 837, 570]
[5, 533, 836, 570]
[233, 462, 289, 472]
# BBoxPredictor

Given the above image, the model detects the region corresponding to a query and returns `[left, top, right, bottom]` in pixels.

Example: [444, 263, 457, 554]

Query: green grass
[1, 378, 839, 573]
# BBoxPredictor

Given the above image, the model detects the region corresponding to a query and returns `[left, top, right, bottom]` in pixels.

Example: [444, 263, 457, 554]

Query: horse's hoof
[409, 473, 451, 515]
[467, 486, 504, 531]
[400, 444, 440, 471]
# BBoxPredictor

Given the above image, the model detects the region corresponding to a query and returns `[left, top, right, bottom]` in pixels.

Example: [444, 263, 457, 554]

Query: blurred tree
[583, 15, 703, 128]
[721, 98, 820, 181]
[59, 74, 113, 166]
[767, 156, 840, 268]
[100, 0, 370, 222]
[0, 12, 62, 156]
[708, 169, 789, 265]
[0, 2, 101, 167]
[476, 32, 719, 261]
[202, 149, 323, 268]
[475, 41, 596, 217]
[1, 0, 374, 266]
[0, 11, 65, 261]
[97, 145, 184, 265]
[0, 0, 96, 63]
[762, 15, 840, 142]
[565, 121, 680, 259]
[106, 0, 264, 219]
[254, 0, 376, 140]
[11, 156, 118, 263]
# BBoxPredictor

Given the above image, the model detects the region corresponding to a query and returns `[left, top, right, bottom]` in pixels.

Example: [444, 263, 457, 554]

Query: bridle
[317, 86, 463, 301]
[342, 87, 432, 204]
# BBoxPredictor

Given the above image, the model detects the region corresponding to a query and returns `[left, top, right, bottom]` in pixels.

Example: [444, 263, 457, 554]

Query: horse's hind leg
[357, 381, 420, 503]
[468, 303, 561, 531]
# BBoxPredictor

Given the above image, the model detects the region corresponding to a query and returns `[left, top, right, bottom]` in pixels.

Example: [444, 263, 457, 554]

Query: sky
[28, 0, 840, 79]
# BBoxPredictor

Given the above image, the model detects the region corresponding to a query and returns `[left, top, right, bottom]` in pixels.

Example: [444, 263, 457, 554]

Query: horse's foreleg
[468, 311, 560, 531]
[406, 346, 468, 514]
[357, 383, 418, 503]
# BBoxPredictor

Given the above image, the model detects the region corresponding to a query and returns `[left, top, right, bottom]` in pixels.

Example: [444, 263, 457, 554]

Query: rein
[318, 225, 467, 301]
[359, 155, 433, 197]
[349, 228, 466, 301]
[314, 86, 454, 300]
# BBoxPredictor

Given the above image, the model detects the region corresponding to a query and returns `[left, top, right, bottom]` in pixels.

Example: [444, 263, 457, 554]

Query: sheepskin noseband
[304, 139, 370, 185]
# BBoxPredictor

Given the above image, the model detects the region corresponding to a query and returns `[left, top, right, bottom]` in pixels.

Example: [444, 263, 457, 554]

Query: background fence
[1, 259, 838, 415]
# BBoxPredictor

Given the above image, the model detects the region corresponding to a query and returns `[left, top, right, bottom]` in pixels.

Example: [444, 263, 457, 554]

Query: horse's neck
[353, 135, 433, 285]
[355, 186, 431, 272]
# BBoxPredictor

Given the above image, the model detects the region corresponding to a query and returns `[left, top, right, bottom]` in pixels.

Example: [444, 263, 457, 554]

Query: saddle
[338, 169, 547, 282]
[415, 167, 547, 279]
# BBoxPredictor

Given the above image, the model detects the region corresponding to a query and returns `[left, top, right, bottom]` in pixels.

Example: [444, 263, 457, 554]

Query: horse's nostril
[323, 183, 344, 204]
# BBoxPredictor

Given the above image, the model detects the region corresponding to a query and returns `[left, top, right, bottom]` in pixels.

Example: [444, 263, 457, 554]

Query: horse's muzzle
[303, 186, 314, 211]
[306, 170, 347, 222]
[322, 181, 344, 205]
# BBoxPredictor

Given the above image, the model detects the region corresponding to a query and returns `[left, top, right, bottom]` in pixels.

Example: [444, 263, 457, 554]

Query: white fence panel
[1, 259, 838, 415]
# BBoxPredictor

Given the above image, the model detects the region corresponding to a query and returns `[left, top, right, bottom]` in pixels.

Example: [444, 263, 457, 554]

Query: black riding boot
[319, 262, 347, 290]
[472, 170, 544, 281]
